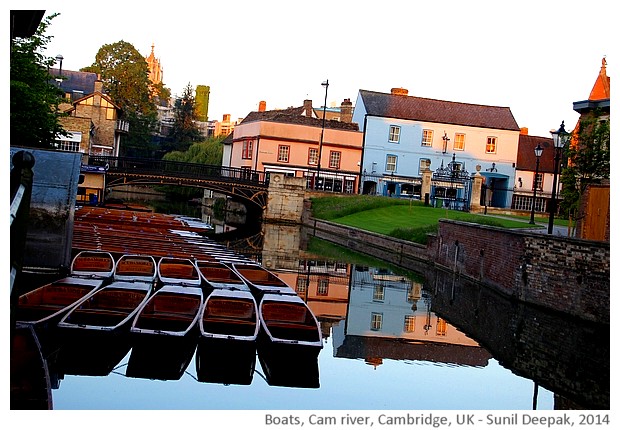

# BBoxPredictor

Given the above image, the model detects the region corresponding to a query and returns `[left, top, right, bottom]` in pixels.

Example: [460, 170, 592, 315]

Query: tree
[559, 112, 610, 219]
[165, 83, 203, 153]
[10, 13, 68, 149]
[82, 41, 159, 157]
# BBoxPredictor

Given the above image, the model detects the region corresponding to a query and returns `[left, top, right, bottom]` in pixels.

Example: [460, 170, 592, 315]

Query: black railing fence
[88, 156, 268, 187]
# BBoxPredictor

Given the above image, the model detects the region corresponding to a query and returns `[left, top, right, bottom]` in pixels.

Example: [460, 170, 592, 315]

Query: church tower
[145, 43, 163, 87]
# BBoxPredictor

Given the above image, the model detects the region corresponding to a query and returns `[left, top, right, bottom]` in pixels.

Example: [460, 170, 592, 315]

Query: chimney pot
[391, 87, 409, 96]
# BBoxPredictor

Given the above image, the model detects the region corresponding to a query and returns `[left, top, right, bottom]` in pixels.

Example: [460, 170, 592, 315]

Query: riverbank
[304, 207, 609, 324]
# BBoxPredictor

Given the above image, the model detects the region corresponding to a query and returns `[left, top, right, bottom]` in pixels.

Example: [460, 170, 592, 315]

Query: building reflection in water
[261, 221, 609, 410]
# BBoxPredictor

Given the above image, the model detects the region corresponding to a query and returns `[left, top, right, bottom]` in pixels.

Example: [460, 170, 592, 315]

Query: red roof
[358, 90, 521, 131]
[516, 134, 556, 173]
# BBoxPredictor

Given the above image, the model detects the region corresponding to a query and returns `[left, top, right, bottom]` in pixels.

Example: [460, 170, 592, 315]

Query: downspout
[357, 114, 368, 194]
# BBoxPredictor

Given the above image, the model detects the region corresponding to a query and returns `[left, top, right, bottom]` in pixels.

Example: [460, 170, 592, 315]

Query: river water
[17, 204, 609, 418]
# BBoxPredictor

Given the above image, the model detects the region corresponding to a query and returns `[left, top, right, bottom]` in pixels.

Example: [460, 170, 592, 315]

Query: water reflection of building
[333, 266, 489, 369]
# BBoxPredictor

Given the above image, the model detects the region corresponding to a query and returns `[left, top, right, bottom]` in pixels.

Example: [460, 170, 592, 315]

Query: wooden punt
[231, 263, 298, 297]
[126, 285, 203, 381]
[157, 257, 201, 287]
[15, 251, 115, 327]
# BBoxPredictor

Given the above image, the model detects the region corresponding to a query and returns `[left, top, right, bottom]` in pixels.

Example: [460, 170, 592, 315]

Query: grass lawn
[310, 195, 543, 244]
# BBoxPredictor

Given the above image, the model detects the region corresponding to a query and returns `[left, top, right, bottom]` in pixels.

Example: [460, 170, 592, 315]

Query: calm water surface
[22, 216, 609, 412]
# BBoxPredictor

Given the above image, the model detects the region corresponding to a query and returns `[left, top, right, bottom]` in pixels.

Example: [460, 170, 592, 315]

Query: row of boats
[15, 250, 323, 387]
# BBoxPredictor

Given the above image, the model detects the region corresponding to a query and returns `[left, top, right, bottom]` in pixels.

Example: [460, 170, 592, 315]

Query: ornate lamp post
[547, 121, 569, 234]
[315, 79, 329, 190]
[529, 144, 543, 224]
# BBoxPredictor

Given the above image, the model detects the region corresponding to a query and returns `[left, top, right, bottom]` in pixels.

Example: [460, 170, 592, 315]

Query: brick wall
[306, 213, 609, 323]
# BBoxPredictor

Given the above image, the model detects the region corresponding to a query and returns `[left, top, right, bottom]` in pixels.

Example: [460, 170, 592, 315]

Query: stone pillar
[470, 165, 484, 213]
[264, 173, 307, 223]
[421, 168, 432, 203]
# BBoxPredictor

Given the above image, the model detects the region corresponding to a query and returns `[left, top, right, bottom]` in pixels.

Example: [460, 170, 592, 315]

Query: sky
[8, 1, 613, 138]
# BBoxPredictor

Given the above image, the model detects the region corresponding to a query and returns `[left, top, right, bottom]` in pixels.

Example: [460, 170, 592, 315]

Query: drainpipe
[357, 114, 368, 194]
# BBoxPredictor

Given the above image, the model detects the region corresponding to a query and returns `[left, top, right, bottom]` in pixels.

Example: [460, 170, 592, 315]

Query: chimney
[258, 100, 266, 112]
[340, 98, 353, 123]
[303, 99, 313, 117]
[95, 74, 104, 94]
[391, 87, 409, 96]
[520, 127, 529, 135]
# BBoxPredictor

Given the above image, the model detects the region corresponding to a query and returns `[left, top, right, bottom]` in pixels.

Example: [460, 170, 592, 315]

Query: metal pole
[315, 79, 328, 190]
[547, 147, 560, 234]
[529, 153, 540, 224]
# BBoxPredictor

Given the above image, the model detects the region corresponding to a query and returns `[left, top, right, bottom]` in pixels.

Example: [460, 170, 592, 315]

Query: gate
[431, 154, 471, 211]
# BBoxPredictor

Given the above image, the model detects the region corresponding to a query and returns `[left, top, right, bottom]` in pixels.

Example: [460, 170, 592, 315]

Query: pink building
[225, 100, 363, 193]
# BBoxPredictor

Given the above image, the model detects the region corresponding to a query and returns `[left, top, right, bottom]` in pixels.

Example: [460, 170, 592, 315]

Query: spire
[588, 56, 610, 101]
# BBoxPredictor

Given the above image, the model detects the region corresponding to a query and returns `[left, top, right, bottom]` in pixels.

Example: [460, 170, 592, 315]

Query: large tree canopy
[82, 41, 159, 157]
[10, 13, 67, 149]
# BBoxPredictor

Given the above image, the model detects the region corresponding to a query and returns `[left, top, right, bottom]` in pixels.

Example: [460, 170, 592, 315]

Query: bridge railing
[88, 156, 268, 187]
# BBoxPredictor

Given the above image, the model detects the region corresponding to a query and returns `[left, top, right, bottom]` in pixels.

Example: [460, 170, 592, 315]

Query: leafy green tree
[165, 83, 203, 153]
[82, 41, 159, 157]
[10, 13, 67, 149]
[158, 136, 225, 200]
[559, 112, 610, 219]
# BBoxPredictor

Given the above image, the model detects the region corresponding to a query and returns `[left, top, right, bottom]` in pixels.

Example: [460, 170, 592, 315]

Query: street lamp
[315, 79, 329, 190]
[547, 121, 569, 234]
[55, 54, 64, 87]
[529, 143, 543, 224]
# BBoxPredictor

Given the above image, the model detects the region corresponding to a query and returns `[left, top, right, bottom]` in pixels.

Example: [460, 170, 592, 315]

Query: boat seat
[73, 256, 113, 272]
[116, 258, 155, 277]
[262, 303, 307, 324]
[160, 263, 197, 279]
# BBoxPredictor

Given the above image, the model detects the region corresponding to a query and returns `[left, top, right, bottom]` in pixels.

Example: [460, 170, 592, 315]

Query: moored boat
[126, 284, 204, 380]
[57, 280, 152, 332]
[231, 263, 297, 297]
[196, 260, 247, 289]
[258, 294, 323, 362]
[157, 257, 201, 287]
[196, 287, 259, 385]
[114, 254, 157, 283]
[15, 251, 116, 327]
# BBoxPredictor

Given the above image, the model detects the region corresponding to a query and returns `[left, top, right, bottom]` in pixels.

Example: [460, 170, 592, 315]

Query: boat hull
[196, 337, 256, 385]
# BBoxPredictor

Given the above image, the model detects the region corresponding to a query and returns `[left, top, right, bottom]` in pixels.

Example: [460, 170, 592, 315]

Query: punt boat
[126, 284, 204, 380]
[231, 263, 297, 297]
[195, 261, 260, 385]
[15, 251, 115, 327]
[157, 257, 202, 287]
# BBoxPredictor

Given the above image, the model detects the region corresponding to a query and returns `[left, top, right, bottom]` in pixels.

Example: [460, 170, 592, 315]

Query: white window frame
[329, 151, 341, 169]
[371, 312, 383, 330]
[386, 155, 397, 173]
[389, 125, 401, 143]
[278, 145, 290, 162]
[308, 148, 318, 165]
[454, 133, 465, 151]
[419, 158, 431, 175]
[422, 129, 434, 147]
[486, 137, 497, 154]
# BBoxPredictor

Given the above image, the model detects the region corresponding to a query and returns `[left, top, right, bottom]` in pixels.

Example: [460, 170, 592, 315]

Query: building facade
[226, 101, 363, 193]
[352, 88, 521, 209]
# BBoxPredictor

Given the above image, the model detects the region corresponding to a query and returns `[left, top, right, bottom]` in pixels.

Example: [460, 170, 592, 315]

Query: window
[308, 148, 318, 165]
[371, 312, 383, 331]
[389, 125, 400, 143]
[386, 155, 397, 172]
[317, 278, 329, 296]
[278, 145, 290, 162]
[422, 129, 433, 147]
[373, 284, 385, 301]
[242, 140, 253, 159]
[404, 315, 416, 332]
[419, 158, 431, 175]
[533, 172, 543, 191]
[55, 140, 80, 152]
[454, 133, 465, 151]
[436, 318, 447, 336]
[295, 277, 307, 294]
[329, 151, 341, 169]
[486, 137, 497, 154]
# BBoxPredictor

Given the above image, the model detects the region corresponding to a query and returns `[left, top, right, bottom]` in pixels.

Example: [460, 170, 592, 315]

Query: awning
[56, 131, 82, 142]
[480, 172, 509, 180]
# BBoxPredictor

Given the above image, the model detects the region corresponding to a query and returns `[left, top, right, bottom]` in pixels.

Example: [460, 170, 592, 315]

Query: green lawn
[310, 195, 542, 244]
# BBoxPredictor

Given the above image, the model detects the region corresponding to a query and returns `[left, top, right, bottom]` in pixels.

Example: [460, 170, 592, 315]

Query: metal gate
[430, 154, 471, 211]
